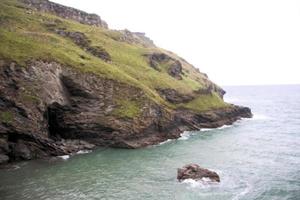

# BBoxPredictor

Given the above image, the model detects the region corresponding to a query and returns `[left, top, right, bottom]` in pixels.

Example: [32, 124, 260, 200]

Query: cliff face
[21, 0, 108, 28]
[0, 0, 252, 164]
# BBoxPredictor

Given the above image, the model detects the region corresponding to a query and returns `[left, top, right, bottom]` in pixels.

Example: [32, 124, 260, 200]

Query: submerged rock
[177, 164, 220, 182]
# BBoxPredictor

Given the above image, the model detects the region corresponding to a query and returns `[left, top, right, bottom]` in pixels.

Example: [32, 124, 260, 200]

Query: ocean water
[0, 85, 300, 200]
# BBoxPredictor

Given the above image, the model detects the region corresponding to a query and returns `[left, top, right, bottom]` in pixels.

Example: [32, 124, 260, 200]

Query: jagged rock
[86, 46, 111, 62]
[146, 53, 170, 70]
[54, 29, 111, 62]
[21, 0, 108, 28]
[0, 60, 252, 164]
[168, 60, 183, 80]
[157, 88, 194, 104]
[0, 0, 253, 166]
[146, 53, 183, 79]
[177, 164, 220, 182]
[118, 29, 155, 48]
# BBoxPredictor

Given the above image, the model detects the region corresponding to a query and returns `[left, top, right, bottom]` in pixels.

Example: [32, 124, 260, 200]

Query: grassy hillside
[0, 0, 229, 114]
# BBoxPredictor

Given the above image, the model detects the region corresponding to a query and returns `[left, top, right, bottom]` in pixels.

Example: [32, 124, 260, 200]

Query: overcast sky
[52, 0, 300, 86]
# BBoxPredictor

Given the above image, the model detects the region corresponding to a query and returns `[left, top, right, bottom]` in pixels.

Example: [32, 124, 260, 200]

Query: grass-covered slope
[0, 0, 228, 114]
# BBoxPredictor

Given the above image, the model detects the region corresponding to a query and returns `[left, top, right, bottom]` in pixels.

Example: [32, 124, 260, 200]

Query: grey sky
[52, 0, 300, 86]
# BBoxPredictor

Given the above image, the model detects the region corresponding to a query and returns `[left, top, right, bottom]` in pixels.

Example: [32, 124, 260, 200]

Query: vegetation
[112, 99, 141, 119]
[0, 0, 229, 116]
[0, 111, 14, 123]
[182, 93, 229, 112]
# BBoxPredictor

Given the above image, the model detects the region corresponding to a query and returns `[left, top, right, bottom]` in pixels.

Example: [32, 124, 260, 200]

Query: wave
[178, 131, 195, 140]
[158, 139, 173, 145]
[200, 124, 233, 132]
[181, 178, 219, 188]
[217, 124, 233, 130]
[58, 155, 70, 160]
[158, 121, 236, 145]
[76, 150, 92, 155]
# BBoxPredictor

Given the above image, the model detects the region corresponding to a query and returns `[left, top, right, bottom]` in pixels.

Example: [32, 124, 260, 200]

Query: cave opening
[45, 102, 64, 139]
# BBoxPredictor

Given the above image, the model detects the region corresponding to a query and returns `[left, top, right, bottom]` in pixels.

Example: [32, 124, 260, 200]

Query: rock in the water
[177, 164, 220, 182]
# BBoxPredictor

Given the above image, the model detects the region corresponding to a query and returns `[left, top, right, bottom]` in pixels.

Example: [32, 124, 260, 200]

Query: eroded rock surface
[21, 0, 108, 28]
[177, 164, 220, 182]
[118, 29, 155, 48]
[0, 60, 252, 164]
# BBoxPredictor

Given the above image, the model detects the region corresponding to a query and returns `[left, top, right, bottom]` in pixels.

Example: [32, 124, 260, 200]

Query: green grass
[21, 92, 40, 103]
[182, 93, 229, 112]
[112, 99, 141, 119]
[0, 0, 229, 114]
[0, 111, 14, 123]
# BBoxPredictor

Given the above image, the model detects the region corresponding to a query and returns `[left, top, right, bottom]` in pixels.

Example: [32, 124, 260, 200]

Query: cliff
[0, 0, 252, 164]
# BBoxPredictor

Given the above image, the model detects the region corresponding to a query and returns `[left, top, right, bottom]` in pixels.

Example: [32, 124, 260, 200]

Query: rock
[0, 139, 9, 153]
[13, 140, 32, 160]
[86, 46, 111, 62]
[21, 0, 108, 28]
[0, 154, 9, 164]
[177, 164, 220, 182]
[118, 29, 155, 48]
[168, 60, 183, 80]
[146, 53, 183, 79]
[157, 88, 194, 104]
[54, 29, 111, 62]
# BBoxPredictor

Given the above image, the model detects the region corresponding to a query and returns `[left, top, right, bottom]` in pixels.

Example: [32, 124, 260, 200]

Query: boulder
[177, 164, 220, 182]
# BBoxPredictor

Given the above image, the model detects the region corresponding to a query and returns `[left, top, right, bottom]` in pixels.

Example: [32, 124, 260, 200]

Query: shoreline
[0, 109, 252, 169]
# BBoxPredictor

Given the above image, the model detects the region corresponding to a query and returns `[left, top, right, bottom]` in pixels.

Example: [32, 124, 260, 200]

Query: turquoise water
[1, 85, 300, 200]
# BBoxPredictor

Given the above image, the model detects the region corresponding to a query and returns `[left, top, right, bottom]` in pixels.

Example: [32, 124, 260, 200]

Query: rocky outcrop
[118, 29, 155, 48]
[157, 88, 194, 104]
[21, 0, 108, 28]
[168, 61, 183, 80]
[177, 164, 220, 182]
[0, 60, 252, 164]
[195, 83, 226, 99]
[146, 53, 183, 79]
[54, 29, 111, 62]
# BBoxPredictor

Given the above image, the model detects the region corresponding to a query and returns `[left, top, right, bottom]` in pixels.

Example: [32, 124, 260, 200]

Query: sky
[52, 0, 300, 86]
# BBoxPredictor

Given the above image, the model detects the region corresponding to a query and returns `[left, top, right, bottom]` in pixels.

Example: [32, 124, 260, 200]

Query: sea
[0, 85, 299, 200]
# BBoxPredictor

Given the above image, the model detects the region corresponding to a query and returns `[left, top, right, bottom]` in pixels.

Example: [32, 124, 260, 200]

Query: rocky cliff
[21, 0, 108, 28]
[0, 0, 252, 165]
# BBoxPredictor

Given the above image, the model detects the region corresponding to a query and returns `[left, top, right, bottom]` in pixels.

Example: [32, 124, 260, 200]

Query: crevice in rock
[60, 76, 95, 99]
[46, 102, 66, 139]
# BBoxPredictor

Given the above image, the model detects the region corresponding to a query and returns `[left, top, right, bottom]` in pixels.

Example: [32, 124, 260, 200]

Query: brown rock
[177, 164, 220, 182]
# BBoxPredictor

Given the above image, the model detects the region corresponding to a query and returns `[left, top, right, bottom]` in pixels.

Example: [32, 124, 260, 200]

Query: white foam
[76, 150, 92, 155]
[200, 128, 214, 132]
[182, 179, 202, 188]
[58, 155, 70, 160]
[178, 131, 194, 140]
[158, 139, 173, 145]
[182, 178, 219, 189]
[217, 124, 232, 130]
